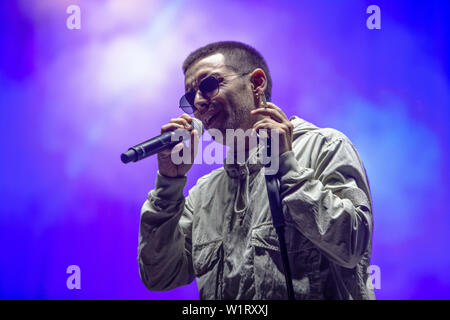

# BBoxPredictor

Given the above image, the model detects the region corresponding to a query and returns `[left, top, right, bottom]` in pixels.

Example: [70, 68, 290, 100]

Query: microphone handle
[121, 131, 182, 164]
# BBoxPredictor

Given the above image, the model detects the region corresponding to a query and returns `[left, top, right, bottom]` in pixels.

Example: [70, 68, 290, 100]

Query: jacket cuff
[153, 171, 187, 201]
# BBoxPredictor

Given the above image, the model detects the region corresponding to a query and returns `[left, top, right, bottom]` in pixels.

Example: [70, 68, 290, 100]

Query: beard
[221, 103, 256, 147]
[206, 90, 257, 144]
[227, 94, 256, 130]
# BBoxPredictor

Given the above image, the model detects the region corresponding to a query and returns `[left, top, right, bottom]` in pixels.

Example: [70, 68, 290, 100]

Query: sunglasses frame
[179, 71, 250, 114]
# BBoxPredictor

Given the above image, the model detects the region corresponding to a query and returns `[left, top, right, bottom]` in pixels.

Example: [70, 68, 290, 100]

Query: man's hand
[157, 114, 200, 178]
[251, 102, 293, 156]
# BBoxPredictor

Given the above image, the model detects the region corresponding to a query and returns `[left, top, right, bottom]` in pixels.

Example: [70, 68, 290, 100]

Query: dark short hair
[182, 41, 272, 101]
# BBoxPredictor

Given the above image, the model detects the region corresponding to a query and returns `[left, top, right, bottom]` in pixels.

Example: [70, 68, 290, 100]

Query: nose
[194, 90, 209, 114]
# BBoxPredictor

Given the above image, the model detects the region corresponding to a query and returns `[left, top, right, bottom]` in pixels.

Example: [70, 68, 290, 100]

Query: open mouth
[205, 111, 220, 127]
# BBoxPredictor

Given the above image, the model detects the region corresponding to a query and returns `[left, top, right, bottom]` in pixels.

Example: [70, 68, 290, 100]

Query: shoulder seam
[301, 128, 348, 148]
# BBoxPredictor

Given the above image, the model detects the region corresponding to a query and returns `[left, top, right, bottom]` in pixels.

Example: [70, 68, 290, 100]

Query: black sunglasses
[179, 72, 249, 114]
[179, 75, 221, 114]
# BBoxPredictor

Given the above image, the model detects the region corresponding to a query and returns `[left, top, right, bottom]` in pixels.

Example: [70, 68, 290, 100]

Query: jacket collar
[224, 146, 263, 180]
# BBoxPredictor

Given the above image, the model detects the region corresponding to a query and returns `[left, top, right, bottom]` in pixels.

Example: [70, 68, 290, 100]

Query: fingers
[172, 114, 193, 129]
[250, 103, 288, 123]
[251, 103, 293, 138]
[161, 114, 193, 133]
[167, 128, 199, 163]
[160, 123, 185, 134]
[253, 118, 291, 135]
[158, 114, 198, 167]
[179, 113, 193, 124]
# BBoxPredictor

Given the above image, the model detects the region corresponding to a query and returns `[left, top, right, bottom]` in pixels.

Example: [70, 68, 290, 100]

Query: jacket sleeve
[278, 133, 373, 269]
[137, 172, 196, 291]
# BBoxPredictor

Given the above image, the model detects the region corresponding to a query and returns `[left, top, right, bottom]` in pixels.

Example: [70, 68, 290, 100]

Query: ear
[249, 68, 267, 96]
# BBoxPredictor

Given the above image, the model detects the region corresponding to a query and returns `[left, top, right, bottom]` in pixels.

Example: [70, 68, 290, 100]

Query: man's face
[184, 53, 257, 142]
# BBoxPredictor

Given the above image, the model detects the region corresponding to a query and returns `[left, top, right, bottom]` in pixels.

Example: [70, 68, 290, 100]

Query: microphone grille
[191, 118, 204, 136]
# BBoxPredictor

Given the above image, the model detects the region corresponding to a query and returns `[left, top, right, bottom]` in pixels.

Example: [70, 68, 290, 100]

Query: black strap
[261, 133, 295, 300]
[264, 173, 295, 300]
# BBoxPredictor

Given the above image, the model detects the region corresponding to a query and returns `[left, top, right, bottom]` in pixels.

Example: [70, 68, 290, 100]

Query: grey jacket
[138, 116, 375, 300]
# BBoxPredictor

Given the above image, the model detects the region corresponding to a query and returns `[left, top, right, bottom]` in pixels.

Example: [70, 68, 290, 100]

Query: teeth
[205, 113, 215, 125]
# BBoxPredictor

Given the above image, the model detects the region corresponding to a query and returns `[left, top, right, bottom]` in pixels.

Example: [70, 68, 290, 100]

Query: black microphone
[121, 118, 204, 164]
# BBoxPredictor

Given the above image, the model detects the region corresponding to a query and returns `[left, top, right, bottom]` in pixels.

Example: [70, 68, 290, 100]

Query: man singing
[137, 41, 375, 300]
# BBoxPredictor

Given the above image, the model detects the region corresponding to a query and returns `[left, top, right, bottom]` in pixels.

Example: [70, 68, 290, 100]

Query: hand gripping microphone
[121, 118, 204, 164]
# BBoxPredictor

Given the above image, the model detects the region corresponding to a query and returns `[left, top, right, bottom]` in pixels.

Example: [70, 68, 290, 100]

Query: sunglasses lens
[199, 76, 219, 98]
[186, 90, 196, 106]
[179, 94, 195, 113]
[179, 76, 220, 113]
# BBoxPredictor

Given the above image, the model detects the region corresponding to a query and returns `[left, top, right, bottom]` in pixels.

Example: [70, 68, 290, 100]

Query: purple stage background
[1, 0, 449, 299]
